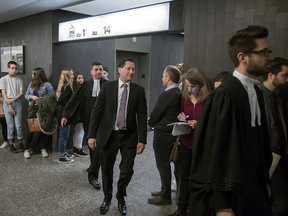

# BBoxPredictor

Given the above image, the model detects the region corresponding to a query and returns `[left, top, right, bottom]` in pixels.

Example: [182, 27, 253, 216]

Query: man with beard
[190, 25, 274, 216]
[259, 57, 288, 216]
[61, 61, 108, 189]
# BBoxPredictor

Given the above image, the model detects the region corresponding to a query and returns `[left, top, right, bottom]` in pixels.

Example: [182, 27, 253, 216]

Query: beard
[246, 58, 272, 77]
[272, 76, 286, 90]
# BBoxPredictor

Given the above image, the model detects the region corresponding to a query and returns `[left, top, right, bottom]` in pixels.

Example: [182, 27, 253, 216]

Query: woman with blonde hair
[56, 68, 74, 163]
[176, 63, 184, 91]
[170, 68, 211, 216]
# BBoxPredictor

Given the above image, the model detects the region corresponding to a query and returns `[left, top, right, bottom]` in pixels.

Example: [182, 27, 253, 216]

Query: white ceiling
[0, 0, 175, 24]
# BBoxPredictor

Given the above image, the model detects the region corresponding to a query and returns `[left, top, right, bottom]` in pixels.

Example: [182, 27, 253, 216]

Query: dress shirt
[114, 79, 130, 130]
[92, 79, 100, 97]
[165, 84, 178, 91]
[233, 70, 261, 127]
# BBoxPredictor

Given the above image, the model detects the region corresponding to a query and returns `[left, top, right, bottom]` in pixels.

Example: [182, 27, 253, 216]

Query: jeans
[73, 123, 84, 149]
[3, 99, 23, 140]
[58, 125, 71, 154]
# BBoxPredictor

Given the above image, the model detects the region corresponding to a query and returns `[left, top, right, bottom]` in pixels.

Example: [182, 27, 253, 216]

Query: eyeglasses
[245, 49, 272, 57]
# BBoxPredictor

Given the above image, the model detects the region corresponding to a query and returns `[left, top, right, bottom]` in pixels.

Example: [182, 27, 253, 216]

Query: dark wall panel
[149, 34, 184, 113]
[183, 0, 288, 80]
[0, 11, 53, 145]
[52, 39, 115, 89]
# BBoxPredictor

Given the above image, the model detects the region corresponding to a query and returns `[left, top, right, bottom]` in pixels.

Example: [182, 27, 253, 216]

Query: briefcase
[27, 118, 41, 132]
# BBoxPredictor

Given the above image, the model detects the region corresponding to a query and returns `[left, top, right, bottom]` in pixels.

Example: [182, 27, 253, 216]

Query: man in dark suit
[260, 57, 288, 216]
[88, 59, 147, 215]
[147, 65, 182, 205]
[61, 61, 108, 189]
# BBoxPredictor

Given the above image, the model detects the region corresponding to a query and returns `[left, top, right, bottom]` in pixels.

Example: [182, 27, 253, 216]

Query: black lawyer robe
[62, 78, 108, 134]
[190, 75, 272, 210]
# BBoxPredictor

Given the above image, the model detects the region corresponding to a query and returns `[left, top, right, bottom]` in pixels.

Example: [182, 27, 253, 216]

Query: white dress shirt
[114, 79, 130, 130]
[233, 70, 261, 127]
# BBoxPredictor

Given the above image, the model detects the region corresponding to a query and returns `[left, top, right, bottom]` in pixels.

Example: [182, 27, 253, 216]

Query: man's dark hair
[118, 58, 134, 68]
[91, 61, 103, 69]
[214, 71, 231, 83]
[263, 57, 288, 81]
[228, 25, 269, 67]
[7, 61, 17, 68]
[103, 67, 109, 72]
[165, 65, 180, 84]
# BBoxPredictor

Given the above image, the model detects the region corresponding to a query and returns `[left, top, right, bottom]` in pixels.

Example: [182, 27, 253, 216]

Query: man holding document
[147, 65, 182, 205]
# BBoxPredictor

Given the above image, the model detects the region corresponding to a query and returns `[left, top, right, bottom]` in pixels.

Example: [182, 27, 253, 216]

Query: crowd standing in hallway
[1, 24, 288, 216]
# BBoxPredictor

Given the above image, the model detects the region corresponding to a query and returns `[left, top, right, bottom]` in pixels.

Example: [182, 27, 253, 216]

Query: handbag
[27, 118, 41, 132]
[169, 136, 180, 163]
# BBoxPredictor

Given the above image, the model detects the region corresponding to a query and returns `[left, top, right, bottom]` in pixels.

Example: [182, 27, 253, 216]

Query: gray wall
[149, 34, 184, 114]
[183, 0, 288, 81]
[52, 39, 115, 88]
[0, 11, 53, 143]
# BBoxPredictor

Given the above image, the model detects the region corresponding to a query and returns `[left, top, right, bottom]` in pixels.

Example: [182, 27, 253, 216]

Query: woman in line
[0, 88, 8, 149]
[56, 68, 74, 163]
[24, 67, 55, 159]
[72, 72, 88, 157]
[169, 68, 211, 216]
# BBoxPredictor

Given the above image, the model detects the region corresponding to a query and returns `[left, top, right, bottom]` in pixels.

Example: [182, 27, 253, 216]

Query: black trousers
[25, 131, 48, 151]
[0, 117, 7, 141]
[270, 160, 288, 216]
[153, 130, 176, 200]
[86, 134, 101, 181]
[231, 179, 272, 216]
[178, 141, 192, 209]
[101, 131, 137, 203]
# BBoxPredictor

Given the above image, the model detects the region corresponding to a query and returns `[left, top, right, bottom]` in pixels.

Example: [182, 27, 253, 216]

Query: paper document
[167, 122, 191, 136]
[269, 152, 281, 179]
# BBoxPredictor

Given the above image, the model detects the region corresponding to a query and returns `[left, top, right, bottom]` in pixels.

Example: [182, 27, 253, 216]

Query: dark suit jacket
[148, 86, 182, 133]
[62, 78, 108, 134]
[88, 79, 147, 148]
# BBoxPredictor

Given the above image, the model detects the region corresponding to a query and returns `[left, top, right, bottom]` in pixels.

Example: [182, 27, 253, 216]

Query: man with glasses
[190, 25, 274, 216]
[0, 61, 24, 153]
[259, 57, 288, 216]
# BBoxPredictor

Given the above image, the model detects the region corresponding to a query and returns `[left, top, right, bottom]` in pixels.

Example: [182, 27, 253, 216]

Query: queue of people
[1, 24, 288, 216]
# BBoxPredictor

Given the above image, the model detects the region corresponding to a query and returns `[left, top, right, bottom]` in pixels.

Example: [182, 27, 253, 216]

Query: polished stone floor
[0, 132, 179, 216]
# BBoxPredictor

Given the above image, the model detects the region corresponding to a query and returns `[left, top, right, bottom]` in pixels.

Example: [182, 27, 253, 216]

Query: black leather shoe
[100, 201, 111, 215]
[118, 202, 127, 215]
[89, 179, 101, 189]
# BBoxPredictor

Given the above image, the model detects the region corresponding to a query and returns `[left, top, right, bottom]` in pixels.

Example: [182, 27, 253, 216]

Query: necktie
[270, 93, 285, 146]
[117, 84, 127, 129]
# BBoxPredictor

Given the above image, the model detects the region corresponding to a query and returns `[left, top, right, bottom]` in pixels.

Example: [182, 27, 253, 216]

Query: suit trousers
[270, 160, 288, 216]
[101, 131, 137, 203]
[153, 130, 176, 200]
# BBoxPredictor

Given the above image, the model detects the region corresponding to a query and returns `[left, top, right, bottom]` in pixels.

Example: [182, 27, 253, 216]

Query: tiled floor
[0, 132, 179, 216]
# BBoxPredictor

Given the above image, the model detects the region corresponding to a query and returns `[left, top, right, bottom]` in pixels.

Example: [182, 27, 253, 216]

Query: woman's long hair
[73, 72, 85, 84]
[31, 67, 49, 91]
[182, 68, 211, 103]
[56, 68, 73, 100]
